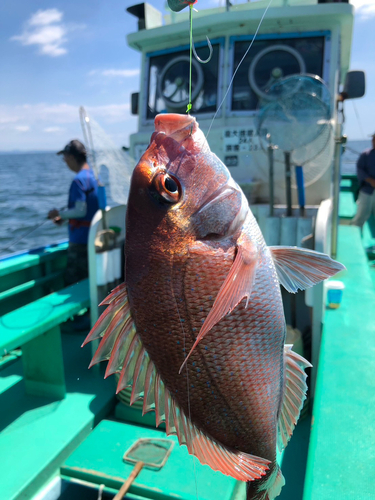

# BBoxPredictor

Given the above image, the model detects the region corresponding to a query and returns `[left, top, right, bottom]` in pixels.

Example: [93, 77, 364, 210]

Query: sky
[0, 0, 374, 152]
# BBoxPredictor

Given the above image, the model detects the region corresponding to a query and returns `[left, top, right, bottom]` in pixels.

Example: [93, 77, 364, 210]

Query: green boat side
[0, 334, 116, 500]
[0, 242, 68, 316]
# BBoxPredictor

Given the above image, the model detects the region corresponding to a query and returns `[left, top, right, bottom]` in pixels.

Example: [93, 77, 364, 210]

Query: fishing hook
[189, 7, 213, 64]
[192, 35, 213, 64]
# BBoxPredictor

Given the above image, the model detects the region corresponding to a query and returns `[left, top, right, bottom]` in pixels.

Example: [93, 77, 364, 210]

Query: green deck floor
[339, 190, 357, 219]
[303, 225, 375, 499]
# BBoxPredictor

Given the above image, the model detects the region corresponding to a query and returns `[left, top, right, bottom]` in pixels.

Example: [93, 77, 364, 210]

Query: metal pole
[331, 123, 345, 259]
[268, 144, 274, 216]
[284, 151, 292, 216]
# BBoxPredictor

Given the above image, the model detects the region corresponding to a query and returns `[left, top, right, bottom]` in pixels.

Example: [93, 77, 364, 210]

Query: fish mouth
[194, 180, 239, 216]
[154, 113, 198, 141]
[193, 178, 248, 239]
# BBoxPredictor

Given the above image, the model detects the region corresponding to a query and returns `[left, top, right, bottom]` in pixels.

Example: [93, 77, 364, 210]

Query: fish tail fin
[246, 466, 285, 500]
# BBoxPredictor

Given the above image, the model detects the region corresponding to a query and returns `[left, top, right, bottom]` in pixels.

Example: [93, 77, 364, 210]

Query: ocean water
[0, 152, 113, 255]
[0, 139, 369, 255]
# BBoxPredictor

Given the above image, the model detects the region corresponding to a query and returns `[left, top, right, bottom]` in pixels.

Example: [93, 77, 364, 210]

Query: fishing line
[171, 255, 199, 500]
[187, 5, 193, 114]
[206, 0, 274, 138]
[186, 5, 213, 115]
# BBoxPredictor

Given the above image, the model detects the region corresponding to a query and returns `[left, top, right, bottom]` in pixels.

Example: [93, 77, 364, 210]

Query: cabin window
[230, 36, 325, 112]
[145, 40, 222, 121]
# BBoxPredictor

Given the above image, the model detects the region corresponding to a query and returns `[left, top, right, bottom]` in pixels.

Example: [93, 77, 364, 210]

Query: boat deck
[303, 223, 375, 498]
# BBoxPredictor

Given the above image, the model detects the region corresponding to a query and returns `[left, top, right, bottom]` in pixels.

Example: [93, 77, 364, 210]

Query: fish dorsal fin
[269, 246, 345, 293]
[82, 293, 130, 347]
[84, 283, 270, 482]
[277, 345, 312, 451]
[180, 235, 259, 372]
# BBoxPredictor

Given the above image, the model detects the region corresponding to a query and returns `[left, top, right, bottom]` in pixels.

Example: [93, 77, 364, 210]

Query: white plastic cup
[326, 281, 345, 309]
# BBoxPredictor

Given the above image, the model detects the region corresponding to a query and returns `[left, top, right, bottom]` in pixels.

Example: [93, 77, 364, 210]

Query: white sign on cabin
[222, 128, 262, 153]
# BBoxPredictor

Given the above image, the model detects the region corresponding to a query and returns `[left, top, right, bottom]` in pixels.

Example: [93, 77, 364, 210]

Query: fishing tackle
[192, 34, 213, 64]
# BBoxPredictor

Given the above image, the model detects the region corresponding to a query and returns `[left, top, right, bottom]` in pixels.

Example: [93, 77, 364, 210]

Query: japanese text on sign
[222, 128, 263, 153]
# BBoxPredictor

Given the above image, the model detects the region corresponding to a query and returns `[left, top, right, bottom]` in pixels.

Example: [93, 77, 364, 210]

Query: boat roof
[127, 1, 354, 82]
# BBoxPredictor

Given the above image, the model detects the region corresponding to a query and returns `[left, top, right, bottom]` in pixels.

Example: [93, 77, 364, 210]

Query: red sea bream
[83, 113, 344, 499]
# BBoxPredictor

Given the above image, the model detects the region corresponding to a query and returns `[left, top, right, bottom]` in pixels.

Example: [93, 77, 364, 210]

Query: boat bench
[303, 225, 375, 499]
[0, 279, 90, 399]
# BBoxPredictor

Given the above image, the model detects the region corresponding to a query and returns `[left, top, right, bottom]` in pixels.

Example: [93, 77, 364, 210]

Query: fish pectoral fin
[278, 345, 312, 451]
[269, 246, 345, 293]
[180, 235, 259, 373]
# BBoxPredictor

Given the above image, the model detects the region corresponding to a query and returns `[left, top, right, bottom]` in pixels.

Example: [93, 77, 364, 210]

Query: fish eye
[164, 176, 178, 194]
[152, 172, 181, 204]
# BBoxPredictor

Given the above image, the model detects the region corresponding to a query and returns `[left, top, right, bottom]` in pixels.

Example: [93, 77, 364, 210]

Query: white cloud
[0, 103, 130, 128]
[89, 69, 140, 78]
[102, 69, 140, 78]
[44, 126, 64, 133]
[351, 0, 375, 20]
[29, 8, 63, 26]
[14, 125, 30, 132]
[11, 9, 85, 57]
[0, 102, 137, 150]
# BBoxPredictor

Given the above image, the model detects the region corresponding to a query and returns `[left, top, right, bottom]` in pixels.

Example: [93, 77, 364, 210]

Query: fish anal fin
[278, 345, 312, 451]
[180, 236, 258, 372]
[269, 246, 345, 293]
[190, 431, 270, 481]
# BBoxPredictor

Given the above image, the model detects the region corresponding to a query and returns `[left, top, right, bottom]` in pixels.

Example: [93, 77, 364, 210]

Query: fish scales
[128, 230, 284, 461]
[85, 113, 345, 499]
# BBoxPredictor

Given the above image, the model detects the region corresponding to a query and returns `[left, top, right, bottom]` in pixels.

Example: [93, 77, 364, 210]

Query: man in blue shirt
[351, 134, 375, 227]
[48, 140, 99, 285]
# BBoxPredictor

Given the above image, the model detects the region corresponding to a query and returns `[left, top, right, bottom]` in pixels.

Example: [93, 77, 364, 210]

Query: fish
[83, 113, 345, 499]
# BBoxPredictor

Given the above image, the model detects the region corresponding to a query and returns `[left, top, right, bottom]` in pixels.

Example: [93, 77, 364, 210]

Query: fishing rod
[0, 207, 66, 255]
[345, 145, 362, 156]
